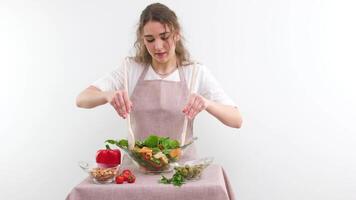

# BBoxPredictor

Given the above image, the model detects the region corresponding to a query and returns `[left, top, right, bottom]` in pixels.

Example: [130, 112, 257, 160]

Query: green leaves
[159, 172, 186, 186]
[169, 140, 180, 149]
[158, 136, 180, 149]
[171, 173, 185, 186]
[135, 140, 144, 148]
[151, 147, 161, 154]
[162, 149, 171, 155]
[117, 139, 128, 148]
[143, 135, 159, 148]
[107, 135, 180, 150]
[106, 139, 128, 148]
[159, 175, 171, 184]
[105, 139, 117, 149]
[142, 135, 180, 149]
[105, 139, 116, 145]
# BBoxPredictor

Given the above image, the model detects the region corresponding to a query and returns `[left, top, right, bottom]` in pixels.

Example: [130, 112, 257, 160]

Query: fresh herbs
[159, 164, 206, 187]
[160, 172, 186, 186]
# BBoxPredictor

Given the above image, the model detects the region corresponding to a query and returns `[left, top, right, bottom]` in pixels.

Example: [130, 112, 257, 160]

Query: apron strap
[137, 64, 150, 83]
[177, 65, 186, 83]
[181, 62, 198, 146]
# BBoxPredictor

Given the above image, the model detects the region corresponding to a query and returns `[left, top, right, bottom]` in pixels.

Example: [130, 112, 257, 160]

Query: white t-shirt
[91, 58, 236, 106]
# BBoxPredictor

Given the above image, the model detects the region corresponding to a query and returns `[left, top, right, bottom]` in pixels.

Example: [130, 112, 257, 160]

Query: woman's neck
[151, 56, 178, 75]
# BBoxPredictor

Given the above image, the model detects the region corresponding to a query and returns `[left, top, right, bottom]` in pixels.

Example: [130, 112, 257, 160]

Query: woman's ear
[174, 33, 181, 43]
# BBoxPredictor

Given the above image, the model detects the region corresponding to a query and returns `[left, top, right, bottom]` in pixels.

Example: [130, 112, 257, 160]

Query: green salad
[106, 135, 182, 171]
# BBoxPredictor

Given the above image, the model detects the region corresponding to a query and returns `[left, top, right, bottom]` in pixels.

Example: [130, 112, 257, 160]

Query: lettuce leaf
[143, 135, 159, 148]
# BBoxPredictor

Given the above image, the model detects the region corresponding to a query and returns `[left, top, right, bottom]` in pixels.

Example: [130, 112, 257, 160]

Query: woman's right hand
[104, 90, 133, 119]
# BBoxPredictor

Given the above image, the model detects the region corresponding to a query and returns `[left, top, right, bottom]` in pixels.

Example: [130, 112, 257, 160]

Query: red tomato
[127, 174, 136, 183]
[122, 172, 131, 181]
[115, 175, 124, 184]
[122, 169, 132, 175]
[96, 149, 121, 168]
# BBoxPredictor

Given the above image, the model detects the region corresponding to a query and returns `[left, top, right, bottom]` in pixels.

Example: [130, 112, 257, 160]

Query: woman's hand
[182, 93, 210, 119]
[104, 90, 133, 119]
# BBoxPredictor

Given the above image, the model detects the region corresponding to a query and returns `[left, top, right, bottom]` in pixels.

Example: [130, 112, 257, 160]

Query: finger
[111, 100, 125, 118]
[187, 98, 199, 118]
[195, 102, 204, 112]
[185, 99, 196, 117]
[183, 94, 196, 113]
[116, 92, 127, 114]
[191, 97, 201, 111]
[113, 94, 121, 111]
[122, 90, 132, 113]
[188, 108, 199, 119]
[199, 102, 206, 111]
[189, 103, 204, 119]
[113, 94, 126, 118]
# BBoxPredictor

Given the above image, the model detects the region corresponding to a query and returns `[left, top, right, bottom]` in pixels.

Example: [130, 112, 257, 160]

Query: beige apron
[129, 65, 197, 161]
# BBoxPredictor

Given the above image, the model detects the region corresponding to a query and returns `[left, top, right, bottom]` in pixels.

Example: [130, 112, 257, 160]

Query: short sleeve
[196, 64, 237, 107]
[91, 66, 125, 91]
[90, 58, 143, 96]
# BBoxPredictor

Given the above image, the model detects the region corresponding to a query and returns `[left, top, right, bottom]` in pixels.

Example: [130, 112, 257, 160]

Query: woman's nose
[154, 39, 164, 50]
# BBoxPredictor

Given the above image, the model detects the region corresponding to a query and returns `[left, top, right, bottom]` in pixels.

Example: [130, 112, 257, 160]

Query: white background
[1, 0, 356, 200]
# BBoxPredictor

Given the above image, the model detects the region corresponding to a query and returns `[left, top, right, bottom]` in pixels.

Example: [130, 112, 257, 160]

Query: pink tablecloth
[66, 163, 235, 200]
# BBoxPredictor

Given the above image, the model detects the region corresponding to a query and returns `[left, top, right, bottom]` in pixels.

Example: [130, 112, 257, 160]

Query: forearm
[76, 86, 108, 108]
[205, 100, 243, 128]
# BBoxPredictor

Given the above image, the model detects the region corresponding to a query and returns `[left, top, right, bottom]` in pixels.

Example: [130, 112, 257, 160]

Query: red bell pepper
[96, 144, 121, 168]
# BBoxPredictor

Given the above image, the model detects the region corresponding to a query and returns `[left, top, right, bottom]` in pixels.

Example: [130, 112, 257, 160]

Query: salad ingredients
[159, 164, 205, 186]
[90, 167, 117, 182]
[115, 169, 136, 184]
[122, 171, 131, 181]
[106, 135, 182, 171]
[122, 169, 132, 175]
[115, 175, 124, 184]
[160, 172, 185, 186]
[169, 148, 181, 159]
[175, 164, 205, 180]
[96, 145, 121, 168]
[127, 174, 136, 183]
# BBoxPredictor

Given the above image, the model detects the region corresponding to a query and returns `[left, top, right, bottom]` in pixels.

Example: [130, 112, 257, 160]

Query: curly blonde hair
[134, 3, 191, 66]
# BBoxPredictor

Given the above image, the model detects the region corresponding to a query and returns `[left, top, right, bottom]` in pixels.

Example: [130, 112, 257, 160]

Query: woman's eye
[146, 39, 154, 43]
[161, 34, 170, 41]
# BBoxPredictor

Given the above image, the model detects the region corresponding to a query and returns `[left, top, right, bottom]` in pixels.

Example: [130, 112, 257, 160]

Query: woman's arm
[183, 65, 242, 128]
[205, 100, 243, 128]
[183, 93, 243, 129]
[76, 86, 132, 120]
[76, 86, 109, 108]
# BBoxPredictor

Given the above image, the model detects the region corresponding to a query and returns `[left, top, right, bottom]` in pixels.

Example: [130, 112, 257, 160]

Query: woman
[76, 3, 242, 160]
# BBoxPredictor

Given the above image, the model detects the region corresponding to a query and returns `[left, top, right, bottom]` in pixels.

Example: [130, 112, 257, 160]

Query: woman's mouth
[155, 52, 167, 59]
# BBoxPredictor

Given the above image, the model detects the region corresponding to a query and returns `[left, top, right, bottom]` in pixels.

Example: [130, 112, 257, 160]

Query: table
[66, 159, 235, 200]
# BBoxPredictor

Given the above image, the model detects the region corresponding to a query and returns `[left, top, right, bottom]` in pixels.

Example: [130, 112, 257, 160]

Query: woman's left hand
[182, 93, 210, 119]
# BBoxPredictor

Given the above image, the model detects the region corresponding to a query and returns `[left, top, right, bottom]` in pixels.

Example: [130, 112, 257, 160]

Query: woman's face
[142, 21, 179, 65]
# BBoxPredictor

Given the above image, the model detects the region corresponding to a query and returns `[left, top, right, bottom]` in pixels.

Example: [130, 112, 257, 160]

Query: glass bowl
[119, 147, 176, 173]
[79, 161, 119, 184]
[173, 157, 214, 180]
[118, 137, 197, 174]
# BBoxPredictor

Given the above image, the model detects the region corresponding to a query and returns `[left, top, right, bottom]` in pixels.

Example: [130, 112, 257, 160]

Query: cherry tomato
[127, 174, 136, 183]
[122, 172, 130, 181]
[115, 175, 124, 184]
[122, 169, 132, 175]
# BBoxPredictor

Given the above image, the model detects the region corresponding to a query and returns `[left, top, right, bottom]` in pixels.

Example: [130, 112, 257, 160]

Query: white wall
[1, 0, 355, 200]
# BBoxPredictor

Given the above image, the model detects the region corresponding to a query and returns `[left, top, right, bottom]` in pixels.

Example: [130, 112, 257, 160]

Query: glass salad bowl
[173, 157, 214, 180]
[106, 135, 197, 173]
[79, 161, 119, 184]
